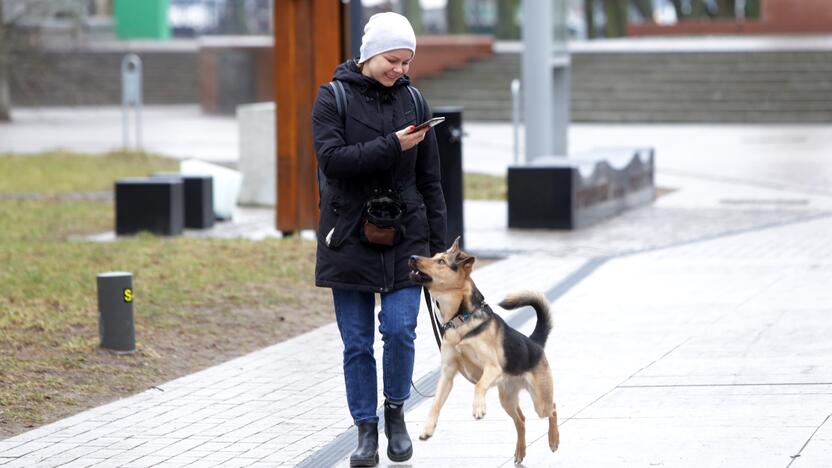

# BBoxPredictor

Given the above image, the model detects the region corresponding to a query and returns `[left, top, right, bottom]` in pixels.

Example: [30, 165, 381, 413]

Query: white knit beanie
[358, 12, 416, 64]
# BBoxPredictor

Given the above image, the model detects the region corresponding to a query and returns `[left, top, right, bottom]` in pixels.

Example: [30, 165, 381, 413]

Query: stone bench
[115, 177, 184, 236]
[152, 174, 214, 229]
[507, 148, 655, 229]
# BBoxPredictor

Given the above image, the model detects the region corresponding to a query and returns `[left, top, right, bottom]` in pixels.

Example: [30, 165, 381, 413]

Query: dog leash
[410, 287, 444, 399]
[423, 287, 444, 351]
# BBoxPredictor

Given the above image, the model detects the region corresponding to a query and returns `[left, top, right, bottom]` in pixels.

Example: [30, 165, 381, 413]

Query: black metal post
[433, 107, 464, 249]
[97, 272, 135, 353]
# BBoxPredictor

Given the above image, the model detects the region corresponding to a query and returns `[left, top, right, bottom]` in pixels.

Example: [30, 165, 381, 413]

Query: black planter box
[115, 178, 185, 236]
[152, 174, 214, 229]
[508, 148, 655, 229]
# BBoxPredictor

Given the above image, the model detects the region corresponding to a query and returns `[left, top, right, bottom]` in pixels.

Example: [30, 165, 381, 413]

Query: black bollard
[433, 107, 464, 249]
[97, 272, 135, 353]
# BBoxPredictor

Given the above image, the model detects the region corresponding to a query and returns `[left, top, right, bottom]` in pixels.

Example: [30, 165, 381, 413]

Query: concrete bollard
[97, 272, 136, 353]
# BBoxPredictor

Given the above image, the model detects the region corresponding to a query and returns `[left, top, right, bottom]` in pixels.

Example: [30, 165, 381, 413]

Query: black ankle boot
[350, 422, 379, 467]
[384, 400, 413, 462]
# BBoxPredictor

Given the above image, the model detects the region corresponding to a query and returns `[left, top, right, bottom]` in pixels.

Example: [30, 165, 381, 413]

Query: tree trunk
[745, 0, 761, 19]
[690, 0, 715, 19]
[632, 0, 653, 21]
[446, 0, 466, 34]
[584, 0, 597, 39]
[669, 0, 684, 20]
[0, 71, 9, 122]
[0, 0, 11, 122]
[716, 0, 736, 18]
[401, 0, 422, 34]
[496, 0, 520, 40]
[603, 0, 627, 38]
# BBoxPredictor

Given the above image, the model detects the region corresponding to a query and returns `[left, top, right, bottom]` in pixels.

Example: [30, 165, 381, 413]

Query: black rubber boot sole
[387, 444, 413, 463]
[350, 453, 379, 467]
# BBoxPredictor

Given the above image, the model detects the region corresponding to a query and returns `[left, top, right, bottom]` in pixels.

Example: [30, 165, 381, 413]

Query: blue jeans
[332, 286, 421, 425]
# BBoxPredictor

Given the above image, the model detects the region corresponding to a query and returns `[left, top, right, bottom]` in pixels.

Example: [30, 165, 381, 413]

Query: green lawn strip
[0, 199, 113, 242]
[0, 152, 331, 436]
[0, 151, 179, 194]
[0, 234, 324, 433]
[464, 172, 506, 200]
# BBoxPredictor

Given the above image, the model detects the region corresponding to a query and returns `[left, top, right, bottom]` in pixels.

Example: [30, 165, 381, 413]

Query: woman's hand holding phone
[396, 117, 444, 151]
[395, 124, 429, 151]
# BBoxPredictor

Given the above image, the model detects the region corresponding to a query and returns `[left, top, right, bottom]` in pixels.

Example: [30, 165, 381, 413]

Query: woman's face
[361, 49, 413, 87]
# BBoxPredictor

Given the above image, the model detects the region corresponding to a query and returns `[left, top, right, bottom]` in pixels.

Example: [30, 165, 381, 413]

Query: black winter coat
[311, 60, 448, 293]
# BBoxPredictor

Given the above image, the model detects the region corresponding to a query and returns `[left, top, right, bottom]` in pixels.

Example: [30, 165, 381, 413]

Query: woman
[311, 11, 447, 467]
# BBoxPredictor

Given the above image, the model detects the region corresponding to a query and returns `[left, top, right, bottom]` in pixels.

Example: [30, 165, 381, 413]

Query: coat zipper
[379, 250, 388, 293]
[378, 90, 388, 292]
[376, 90, 389, 293]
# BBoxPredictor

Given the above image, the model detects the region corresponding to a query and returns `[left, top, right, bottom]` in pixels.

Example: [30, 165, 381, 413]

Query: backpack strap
[321, 81, 348, 201]
[406, 85, 426, 123]
[328, 80, 348, 121]
[331, 80, 424, 124]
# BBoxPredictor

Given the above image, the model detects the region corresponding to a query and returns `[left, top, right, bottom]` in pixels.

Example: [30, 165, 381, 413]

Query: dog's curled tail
[498, 290, 552, 347]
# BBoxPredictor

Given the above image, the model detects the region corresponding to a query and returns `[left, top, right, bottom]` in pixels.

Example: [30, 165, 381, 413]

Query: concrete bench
[115, 177, 184, 236]
[507, 148, 655, 229]
[152, 174, 215, 229]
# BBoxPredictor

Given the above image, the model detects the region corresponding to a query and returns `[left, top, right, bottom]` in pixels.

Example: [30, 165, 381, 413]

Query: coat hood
[332, 59, 411, 93]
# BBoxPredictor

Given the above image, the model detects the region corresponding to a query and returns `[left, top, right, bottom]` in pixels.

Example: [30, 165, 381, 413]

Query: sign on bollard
[97, 271, 136, 353]
[121, 54, 143, 151]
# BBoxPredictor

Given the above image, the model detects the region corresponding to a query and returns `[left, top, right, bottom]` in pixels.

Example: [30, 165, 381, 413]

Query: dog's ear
[457, 254, 476, 273]
[447, 236, 461, 255]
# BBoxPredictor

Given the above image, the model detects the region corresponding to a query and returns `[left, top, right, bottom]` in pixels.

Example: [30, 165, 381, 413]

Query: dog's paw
[472, 398, 487, 419]
[420, 422, 435, 441]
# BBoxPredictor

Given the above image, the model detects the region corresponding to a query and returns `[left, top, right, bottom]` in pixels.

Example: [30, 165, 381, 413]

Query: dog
[409, 237, 559, 463]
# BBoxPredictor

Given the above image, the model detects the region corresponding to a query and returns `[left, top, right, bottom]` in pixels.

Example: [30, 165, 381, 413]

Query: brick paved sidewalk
[0, 255, 586, 467]
[4, 111, 832, 466]
[3, 178, 831, 467]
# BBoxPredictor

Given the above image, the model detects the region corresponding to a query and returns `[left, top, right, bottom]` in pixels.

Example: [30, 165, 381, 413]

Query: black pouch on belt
[361, 196, 405, 247]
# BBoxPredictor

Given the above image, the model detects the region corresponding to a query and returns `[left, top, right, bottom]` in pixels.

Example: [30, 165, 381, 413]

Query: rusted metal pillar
[274, 0, 344, 234]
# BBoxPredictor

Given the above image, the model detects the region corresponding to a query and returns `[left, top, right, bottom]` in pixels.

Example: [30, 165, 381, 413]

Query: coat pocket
[318, 197, 356, 249]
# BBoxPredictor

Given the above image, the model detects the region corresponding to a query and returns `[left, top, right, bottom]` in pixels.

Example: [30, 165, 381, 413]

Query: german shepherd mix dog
[409, 238, 559, 463]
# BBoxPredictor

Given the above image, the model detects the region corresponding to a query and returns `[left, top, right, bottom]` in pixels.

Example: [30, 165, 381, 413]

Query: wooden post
[274, 0, 344, 234]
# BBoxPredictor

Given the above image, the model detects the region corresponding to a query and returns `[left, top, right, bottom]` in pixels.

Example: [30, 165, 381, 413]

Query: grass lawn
[0, 152, 507, 439]
[464, 172, 506, 200]
[0, 152, 332, 438]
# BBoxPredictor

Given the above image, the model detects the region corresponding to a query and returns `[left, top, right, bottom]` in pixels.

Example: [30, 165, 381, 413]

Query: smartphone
[412, 116, 445, 132]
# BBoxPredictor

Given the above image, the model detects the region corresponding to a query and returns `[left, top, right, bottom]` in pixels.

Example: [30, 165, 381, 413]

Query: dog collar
[441, 311, 472, 332]
[441, 302, 488, 332]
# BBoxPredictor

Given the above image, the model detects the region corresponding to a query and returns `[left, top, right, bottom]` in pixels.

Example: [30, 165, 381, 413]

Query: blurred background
[3, 0, 830, 124]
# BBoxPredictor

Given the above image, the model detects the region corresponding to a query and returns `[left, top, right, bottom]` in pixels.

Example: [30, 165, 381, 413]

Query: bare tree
[496, 0, 520, 40]
[603, 0, 628, 38]
[632, 0, 653, 21]
[584, 0, 597, 39]
[400, 0, 422, 34]
[1, 0, 12, 121]
[0, 0, 88, 122]
[446, 0, 466, 34]
[745, 0, 761, 18]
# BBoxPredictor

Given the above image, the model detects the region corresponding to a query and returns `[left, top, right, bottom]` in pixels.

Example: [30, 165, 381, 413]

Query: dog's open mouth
[410, 269, 432, 283]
